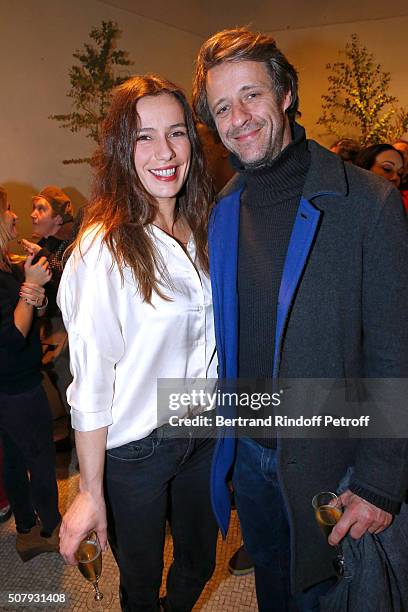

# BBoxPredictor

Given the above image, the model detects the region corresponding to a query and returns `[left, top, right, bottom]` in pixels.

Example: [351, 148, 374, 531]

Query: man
[393, 139, 408, 176]
[192, 28, 408, 610]
[22, 185, 75, 315]
[22, 186, 76, 423]
[393, 139, 408, 212]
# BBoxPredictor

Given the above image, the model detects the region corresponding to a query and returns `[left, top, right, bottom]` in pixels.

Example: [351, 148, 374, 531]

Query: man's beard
[242, 147, 282, 170]
[226, 120, 285, 170]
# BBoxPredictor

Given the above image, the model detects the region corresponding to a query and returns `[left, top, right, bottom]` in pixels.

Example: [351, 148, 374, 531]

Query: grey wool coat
[209, 133, 408, 593]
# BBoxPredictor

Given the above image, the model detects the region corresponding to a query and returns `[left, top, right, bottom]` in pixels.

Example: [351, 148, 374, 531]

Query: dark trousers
[233, 437, 335, 612]
[0, 384, 60, 533]
[0, 442, 9, 508]
[105, 427, 218, 612]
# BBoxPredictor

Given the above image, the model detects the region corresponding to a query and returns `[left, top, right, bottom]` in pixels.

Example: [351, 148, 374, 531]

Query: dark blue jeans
[233, 437, 334, 612]
[0, 385, 61, 533]
[104, 426, 218, 612]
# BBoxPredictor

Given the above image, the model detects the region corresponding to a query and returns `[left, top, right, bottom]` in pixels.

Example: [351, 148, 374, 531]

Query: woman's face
[133, 93, 191, 206]
[370, 149, 404, 188]
[4, 202, 18, 240]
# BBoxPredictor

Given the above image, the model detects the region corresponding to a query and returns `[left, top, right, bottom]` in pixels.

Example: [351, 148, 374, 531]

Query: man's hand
[20, 239, 41, 256]
[59, 491, 108, 564]
[328, 489, 392, 546]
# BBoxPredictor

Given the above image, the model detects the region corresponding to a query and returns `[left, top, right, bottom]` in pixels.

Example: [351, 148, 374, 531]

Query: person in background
[0, 186, 61, 561]
[0, 442, 12, 523]
[21, 186, 75, 421]
[21, 186, 75, 315]
[393, 139, 408, 177]
[355, 143, 404, 190]
[58, 75, 218, 612]
[197, 122, 234, 191]
[393, 139, 408, 212]
[330, 138, 360, 163]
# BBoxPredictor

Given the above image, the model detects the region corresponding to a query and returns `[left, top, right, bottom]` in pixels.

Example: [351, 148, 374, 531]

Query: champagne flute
[75, 532, 112, 610]
[312, 491, 345, 576]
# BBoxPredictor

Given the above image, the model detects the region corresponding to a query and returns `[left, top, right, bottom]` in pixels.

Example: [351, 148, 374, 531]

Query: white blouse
[57, 224, 217, 450]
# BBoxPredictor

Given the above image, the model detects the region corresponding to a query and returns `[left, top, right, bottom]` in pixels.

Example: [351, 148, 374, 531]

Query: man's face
[205, 60, 292, 168]
[393, 142, 408, 181]
[31, 197, 61, 238]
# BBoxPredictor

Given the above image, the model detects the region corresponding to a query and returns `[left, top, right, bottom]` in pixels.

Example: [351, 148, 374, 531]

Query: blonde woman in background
[0, 186, 60, 561]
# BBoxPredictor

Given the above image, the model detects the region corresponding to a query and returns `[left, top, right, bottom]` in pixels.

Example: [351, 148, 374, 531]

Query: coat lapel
[210, 190, 322, 379]
[274, 196, 322, 376]
[209, 188, 242, 379]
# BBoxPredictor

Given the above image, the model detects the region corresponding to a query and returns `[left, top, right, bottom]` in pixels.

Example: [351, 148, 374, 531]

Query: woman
[355, 143, 404, 188]
[59, 75, 218, 611]
[0, 186, 61, 560]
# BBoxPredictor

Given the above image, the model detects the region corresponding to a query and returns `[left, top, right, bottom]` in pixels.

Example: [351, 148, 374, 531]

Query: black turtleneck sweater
[237, 127, 311, 447]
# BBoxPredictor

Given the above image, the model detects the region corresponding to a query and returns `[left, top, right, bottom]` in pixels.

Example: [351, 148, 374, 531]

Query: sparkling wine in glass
[312, 491, 345, 576]
[75, 532, 112, 610]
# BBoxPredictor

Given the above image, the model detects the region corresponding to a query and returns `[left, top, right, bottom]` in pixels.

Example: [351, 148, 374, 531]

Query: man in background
[22, 186, 76, 430]
[393, 139, 408, 212]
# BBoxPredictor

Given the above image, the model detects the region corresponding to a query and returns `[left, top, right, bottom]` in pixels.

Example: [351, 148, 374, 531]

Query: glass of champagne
[312, 491, 345, 576]
[75, 532, 112, 610]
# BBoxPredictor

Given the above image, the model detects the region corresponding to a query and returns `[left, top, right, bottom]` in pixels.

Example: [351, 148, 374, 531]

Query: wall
[0, 0, 202, 249]
[271, 15, 408, 144]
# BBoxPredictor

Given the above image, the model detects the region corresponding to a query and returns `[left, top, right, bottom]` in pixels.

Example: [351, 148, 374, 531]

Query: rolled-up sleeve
[57, 229, 125, 431]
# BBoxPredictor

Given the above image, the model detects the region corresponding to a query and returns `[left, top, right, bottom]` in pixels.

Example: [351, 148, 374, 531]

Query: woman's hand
[20, 239, 41, 257]
[19, 283, 45, 308]
[24, 253, 51, 286]
[59, 491, 108, 565]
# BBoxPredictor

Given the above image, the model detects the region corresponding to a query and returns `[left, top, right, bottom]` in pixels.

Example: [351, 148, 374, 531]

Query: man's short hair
[192, 27, 299, 131]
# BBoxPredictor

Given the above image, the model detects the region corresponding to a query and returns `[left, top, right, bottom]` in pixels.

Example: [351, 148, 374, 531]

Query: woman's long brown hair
[78, 74, 214, 304]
